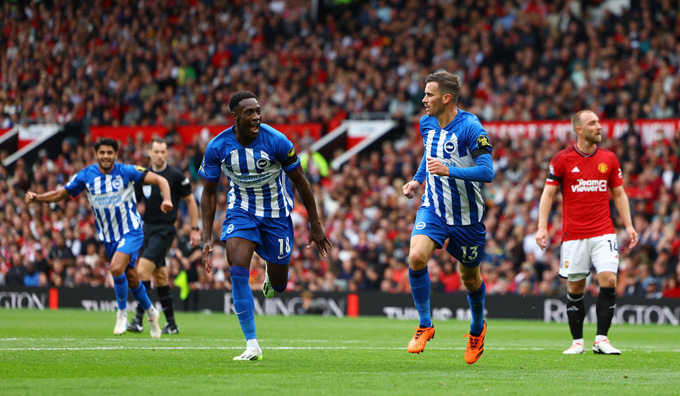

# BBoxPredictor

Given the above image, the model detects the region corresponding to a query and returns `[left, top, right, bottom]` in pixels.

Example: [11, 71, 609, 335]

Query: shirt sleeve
[465, 120, 493, 158]
[609, 154, 624, 189]
[198, 141, 222, 183]
[276, 136, 301, 173]
[177, 169, 193, 197]
[64, 169, 87, 197]
[546, 155, 564, 186]
[121, 164, 147, 184]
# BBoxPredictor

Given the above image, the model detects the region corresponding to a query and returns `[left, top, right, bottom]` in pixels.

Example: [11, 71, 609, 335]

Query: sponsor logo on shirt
[571, 179, 607, 192]
[571, 166, 580, 173]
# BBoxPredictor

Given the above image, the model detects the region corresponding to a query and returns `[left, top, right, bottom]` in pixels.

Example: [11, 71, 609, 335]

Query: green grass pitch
[1, 309, 678, 396]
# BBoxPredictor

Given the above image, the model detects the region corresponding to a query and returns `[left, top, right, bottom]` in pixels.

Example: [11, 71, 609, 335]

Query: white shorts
[559, 234, 619, 281]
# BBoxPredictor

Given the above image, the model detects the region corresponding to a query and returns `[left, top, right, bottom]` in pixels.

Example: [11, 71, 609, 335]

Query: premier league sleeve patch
[471, 135, 493, 157]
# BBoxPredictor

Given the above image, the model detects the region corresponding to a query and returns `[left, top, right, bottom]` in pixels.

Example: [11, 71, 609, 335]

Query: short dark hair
[94, 138, 118, 152]
[425, 71, 461, 104]
[149, 137, 166, 148]
[228, 90, 258, 113]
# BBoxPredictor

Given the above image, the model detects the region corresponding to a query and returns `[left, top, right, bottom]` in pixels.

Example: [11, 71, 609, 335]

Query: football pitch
[1, 310, 678, 396]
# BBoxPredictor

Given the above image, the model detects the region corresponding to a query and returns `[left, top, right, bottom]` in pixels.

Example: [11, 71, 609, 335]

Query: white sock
[595, 335, 608, 342]
[247, 339, 260, 349]
[573, 338, 584, 345]
[146, 306, 156, 316]
[118, 309, 127, 317]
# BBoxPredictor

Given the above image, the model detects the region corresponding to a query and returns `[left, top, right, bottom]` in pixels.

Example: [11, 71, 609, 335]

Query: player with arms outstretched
[199, 90, 332, 361]
[25, 138, 173, 338]
[402, 71, 494, 364]
[536, 110, 638, 355]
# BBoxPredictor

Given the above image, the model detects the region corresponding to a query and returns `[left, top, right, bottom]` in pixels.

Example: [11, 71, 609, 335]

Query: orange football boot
[464, 321, 486, 364]
[407, 326, 435, 354]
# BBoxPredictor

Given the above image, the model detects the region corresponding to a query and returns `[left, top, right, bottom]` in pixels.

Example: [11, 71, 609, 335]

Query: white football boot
[147, 306, 162, 339]
[593, 338, 621, 355]
[114, 310, 128, 335]
[233, 346, 263, 361]
[563, 342, 585, 354]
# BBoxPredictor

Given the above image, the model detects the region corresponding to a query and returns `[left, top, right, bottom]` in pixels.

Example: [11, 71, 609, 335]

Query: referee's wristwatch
[191, 226, 200, 231]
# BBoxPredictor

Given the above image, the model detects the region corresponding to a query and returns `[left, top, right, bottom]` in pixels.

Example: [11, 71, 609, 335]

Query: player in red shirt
[536, 110, 638, 355]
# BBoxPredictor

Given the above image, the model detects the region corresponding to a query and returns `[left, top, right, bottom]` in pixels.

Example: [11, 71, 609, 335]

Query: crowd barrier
[2, 286, 678, 326]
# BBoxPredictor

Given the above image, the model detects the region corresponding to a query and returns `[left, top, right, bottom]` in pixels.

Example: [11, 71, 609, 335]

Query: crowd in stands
[1, 0, 680, 301]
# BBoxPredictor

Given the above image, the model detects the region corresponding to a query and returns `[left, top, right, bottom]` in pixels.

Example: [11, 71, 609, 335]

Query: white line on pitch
[2, 346, 680, 352]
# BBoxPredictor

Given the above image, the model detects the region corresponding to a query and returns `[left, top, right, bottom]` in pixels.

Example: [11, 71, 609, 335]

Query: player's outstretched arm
[25, 187, 70, 204]
[200, 180, 218, 273]
[143, 172, 173, 213]
[611, 185, 638, 248]
[536, 183, 558, 250]
[286, 166, 332, 258]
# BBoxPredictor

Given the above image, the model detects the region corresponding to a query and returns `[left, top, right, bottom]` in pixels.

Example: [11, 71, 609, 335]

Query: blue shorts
[411, 208, 486, 268]
[103, 228, 144, 268]
[221, 208, 294, 265]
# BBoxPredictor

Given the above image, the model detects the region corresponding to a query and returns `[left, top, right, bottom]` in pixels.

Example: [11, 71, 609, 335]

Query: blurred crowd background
[1, 0, 680, 302]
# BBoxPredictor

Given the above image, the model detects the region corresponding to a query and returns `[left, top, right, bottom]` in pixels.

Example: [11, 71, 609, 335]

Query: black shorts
[141, 223, 177, 268]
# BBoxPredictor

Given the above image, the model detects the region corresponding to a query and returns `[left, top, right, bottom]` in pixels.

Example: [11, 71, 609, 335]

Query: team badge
[598, 163, 608, 173]
[227, 224, 234, 234]
[564, 260, 569, 268]
[415, 222, 426, 230]
[256, 158, 270, 169]
[444, 135, 458, 154]
[112, 177, 123, 190]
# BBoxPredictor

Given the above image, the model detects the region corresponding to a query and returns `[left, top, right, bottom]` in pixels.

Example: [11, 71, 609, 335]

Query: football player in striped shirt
[536, 110, 638, 355]
[402, 71, 494, 364]
[25, 138, 173, 338]
[199, 90, 332, 361]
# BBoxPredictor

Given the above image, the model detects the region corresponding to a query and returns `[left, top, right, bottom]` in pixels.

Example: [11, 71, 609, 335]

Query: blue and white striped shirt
[414, 109, 493, 226]
[64, 163, 146, 243]
[198, 124, 300, 218]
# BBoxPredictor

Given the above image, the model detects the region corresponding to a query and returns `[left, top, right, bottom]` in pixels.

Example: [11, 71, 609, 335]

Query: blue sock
[467, 281, 486, 335]
[130, 282, 152, 311]
[230, 266, 257, 340]
[409, 267, 432, 327]
[112, 274, 128, 311]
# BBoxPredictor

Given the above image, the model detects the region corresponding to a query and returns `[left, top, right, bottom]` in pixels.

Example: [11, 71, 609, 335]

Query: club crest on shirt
[564, 260, 569, 268]
[256, 158, 270, 169]
[415, 222, 427, 230]
[227, 224, 234, 234]
[112, 177, 123, 190]
[598, 163, 608, 173]
[444, 135, 458, 154]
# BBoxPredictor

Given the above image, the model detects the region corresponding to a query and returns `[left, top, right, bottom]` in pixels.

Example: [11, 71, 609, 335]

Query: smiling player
[199, 90, 332, 361]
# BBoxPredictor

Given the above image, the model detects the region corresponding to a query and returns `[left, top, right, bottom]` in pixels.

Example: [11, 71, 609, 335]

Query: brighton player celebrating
[536, 110, 638, 355]
[402, 71, 494, 364]
[25, 138, 172, 338]
[199, 90, 331, 361]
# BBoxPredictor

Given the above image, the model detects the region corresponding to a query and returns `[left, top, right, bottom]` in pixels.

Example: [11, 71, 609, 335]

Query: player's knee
[460, 274, 481, 291]
[408, 251, 429, 270]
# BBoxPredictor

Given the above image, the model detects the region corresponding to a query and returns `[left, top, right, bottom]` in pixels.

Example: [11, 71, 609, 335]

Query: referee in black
[128, 137, 201, 334]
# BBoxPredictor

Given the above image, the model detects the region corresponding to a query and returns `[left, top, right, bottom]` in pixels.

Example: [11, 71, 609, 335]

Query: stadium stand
[1, 0, 679, 302]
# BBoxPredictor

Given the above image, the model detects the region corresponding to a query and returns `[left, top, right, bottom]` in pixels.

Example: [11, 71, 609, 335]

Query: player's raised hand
[25, 191, 37, 204]
[160, 199, 173, 213]
[626, 226, 639, 248]
[402, 180, 420, 199]
[307, 223, 332, 258]
[535, 227, 548, 250]
[202, 240, 213, 273]
[427, 157, 449, 176]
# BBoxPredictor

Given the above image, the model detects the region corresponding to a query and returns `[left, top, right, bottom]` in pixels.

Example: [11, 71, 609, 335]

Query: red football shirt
[545, 145, 623, 241]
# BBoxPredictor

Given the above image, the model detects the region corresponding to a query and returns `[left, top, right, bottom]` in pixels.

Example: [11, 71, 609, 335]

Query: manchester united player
[536, 110, 638, 355]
